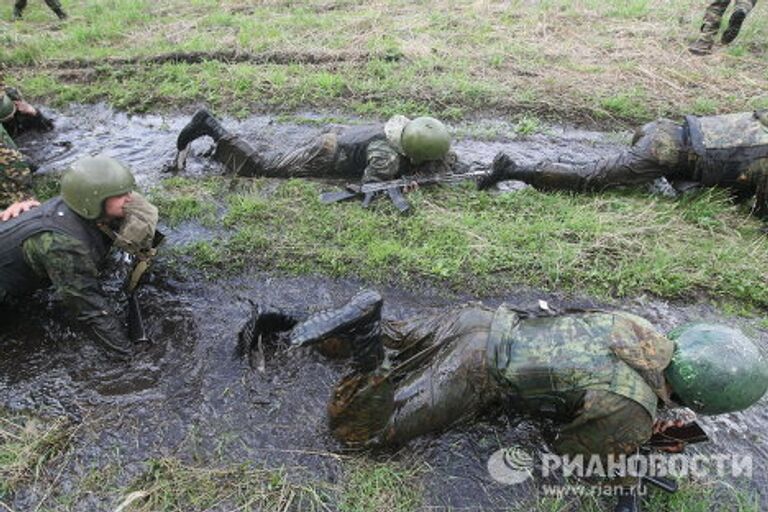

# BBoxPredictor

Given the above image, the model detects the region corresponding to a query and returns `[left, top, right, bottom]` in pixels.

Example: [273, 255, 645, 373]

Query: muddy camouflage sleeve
[0, 124, 32, 209]
[362, 139, 402, 183]
[22, 232, 131, 352]
[554, 389, 653, 460]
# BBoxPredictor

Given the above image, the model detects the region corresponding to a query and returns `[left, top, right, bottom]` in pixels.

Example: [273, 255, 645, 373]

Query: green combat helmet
[61, 156, 135, 219]
[0, 93, 16, 123]
[665, 324, 768, 415]
[385, 116, 450, 164]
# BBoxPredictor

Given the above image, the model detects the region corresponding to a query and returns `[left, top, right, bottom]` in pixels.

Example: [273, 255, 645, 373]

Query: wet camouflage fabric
[489, 309, 674, 459]
[328, 305, 502, 447]
[328, 305, 674, 463]
[697, 0, 757, 43]
[213, 129, 460, 183]
[498, 120, 685, 191]
[19, 230, 132, 353]
[112, 192, 159, 256]
[0, 123, 32, 209]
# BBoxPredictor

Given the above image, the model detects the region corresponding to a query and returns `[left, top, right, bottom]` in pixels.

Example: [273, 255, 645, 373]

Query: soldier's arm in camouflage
[22, 232, 132, 356]
[361, 140, 402, 183]
[554, 390, 653, 484]
[112, 192, 159, 257]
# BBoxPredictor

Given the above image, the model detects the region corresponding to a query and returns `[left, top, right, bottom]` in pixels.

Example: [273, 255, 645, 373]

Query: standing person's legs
[689, 0, 731, 55]
[722, 0, 757, 43]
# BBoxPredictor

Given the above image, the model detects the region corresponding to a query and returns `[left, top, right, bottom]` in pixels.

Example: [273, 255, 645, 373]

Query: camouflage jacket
[487, 308, 675, 459]
[2, 193, 159, 354]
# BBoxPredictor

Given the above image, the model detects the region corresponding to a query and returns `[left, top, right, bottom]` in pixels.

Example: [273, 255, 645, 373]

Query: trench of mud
[2, 105, 767, 510]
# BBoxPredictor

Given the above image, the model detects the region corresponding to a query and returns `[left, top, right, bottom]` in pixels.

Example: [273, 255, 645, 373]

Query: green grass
[154, 177, 768, 311]
[0, 410, 73, 499]
[340, 460, 422, 512]
[2, 0, 767, 125]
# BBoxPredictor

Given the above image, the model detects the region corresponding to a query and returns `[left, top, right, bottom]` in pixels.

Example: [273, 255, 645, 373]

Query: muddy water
[2, 106, 767, 510]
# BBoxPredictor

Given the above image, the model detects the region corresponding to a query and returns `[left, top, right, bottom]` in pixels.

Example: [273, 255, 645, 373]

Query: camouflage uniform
[696, 0, 757, 46]
[491, 111, 768, 218]
[326, 305, 673, 461]
[212, 121, 462, 183]
[0, 193, 158, 354]
[0, 123, 32, 208]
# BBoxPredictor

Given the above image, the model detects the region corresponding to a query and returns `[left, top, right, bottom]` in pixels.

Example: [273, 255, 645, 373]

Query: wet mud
[3, 105, 767, 510]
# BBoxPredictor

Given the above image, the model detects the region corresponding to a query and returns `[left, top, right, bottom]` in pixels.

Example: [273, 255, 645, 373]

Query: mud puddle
[2, 105, 767, 510]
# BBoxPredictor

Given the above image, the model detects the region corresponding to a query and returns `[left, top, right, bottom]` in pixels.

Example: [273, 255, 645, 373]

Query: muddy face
[4, 106, 767, 509]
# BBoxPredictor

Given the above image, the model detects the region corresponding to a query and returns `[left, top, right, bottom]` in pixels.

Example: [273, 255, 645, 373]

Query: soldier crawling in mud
[1, 85, 55, 209]
[12, 0, 67, 20]
[240, 290, 768, 511]
[481, 110, 768, 219]
[172, 109, 465, 184]
[0, 156, 159, 357]
[689, 0, 757, 55]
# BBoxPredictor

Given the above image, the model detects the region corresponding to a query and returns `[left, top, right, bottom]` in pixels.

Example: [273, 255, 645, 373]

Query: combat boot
[722, 9, 747, 44]
[176, 109, 229, 150]
[290, 290, 384, 372]
[53, 7, 67, 20]
[688, 38, 714, 55]
[478, 152, 519, 190]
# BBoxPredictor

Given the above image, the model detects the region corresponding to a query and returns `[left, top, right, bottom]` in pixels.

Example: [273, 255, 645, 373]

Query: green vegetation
[2, 0, 767, 125]
[0, 410, 73, 499]
[152, 177, 768, 311]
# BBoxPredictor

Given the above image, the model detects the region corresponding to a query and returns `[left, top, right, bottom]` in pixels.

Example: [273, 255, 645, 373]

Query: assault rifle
[125, 231, 165, 343]
[615, 422, 709, 512]
[320, 169, 491, 214]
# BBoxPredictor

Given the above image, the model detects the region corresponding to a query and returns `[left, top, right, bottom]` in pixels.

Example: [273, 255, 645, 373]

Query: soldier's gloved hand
[4, 87, 23, 102]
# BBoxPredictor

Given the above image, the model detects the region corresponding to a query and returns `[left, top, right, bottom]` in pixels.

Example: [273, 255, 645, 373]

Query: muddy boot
[688, 38, 714, 55]
[289, 290, 384, 372]
[478, 152, 519, 190]
[722, 9, 747, 44]
[237, 303, 300, 356]
[53, 7, 67, 20]
[176, 109, 228, 150]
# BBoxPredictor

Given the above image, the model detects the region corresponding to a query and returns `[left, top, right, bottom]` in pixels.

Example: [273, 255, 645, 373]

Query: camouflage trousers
[213, 133, 346, 179]
[498, 120, 686, 192]
[328, 306, 503, 447]
[698, 0, 757, 42]
[14, 0, 65, 15]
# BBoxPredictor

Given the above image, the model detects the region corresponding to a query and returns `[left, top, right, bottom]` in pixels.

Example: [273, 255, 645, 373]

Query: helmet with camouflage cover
[61, 156, 136, 220]
[665, 323, 768, 415]
[385, 115, 450, 164]
[0, 93, 16, 123]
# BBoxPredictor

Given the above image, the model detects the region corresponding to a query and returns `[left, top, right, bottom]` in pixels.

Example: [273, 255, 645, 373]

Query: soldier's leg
[722, 0, 757, 43]
[689, 0, 731, 55]
[13, 0, 27, 19]
[328, 306, 501, 447]
[212, 132, 338, 178]
[487, 121, 682, 192]
[43, 0, 67, 19]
